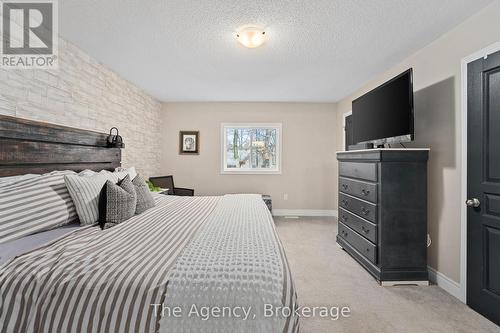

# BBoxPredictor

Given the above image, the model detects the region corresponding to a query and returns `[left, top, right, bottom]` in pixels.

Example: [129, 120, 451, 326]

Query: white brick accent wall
[0, 38, 162, 178]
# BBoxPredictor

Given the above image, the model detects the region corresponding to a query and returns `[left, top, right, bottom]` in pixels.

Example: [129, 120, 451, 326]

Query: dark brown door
[467, 50, 500, 325]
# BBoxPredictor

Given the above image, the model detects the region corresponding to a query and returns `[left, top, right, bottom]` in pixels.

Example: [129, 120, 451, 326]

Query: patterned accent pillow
[64, 171, 128, 226]
[132, 174, 155, 214]
[99, 175, 137, 229]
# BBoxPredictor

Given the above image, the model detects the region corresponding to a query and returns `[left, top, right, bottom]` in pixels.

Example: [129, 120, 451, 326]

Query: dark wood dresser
[336, 149, 429, 285]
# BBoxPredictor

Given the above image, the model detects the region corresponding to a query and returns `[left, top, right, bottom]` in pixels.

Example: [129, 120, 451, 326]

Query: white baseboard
[428, 266, 463, 302]
[272, 209, 338, 217]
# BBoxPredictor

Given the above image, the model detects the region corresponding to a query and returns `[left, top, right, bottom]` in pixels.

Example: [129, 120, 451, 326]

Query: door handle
[466, 198, 480, 208]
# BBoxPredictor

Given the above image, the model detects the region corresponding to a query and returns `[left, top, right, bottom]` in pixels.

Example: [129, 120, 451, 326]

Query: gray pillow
[132, 174, 155, 214]
[99, 175, 137, 229]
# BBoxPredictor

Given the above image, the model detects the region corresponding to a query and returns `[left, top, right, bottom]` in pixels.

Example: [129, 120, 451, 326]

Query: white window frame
[221, 123, 282, 175]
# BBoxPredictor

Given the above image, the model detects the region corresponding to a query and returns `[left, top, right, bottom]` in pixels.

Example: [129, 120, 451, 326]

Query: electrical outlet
[283, 193, 288, 201]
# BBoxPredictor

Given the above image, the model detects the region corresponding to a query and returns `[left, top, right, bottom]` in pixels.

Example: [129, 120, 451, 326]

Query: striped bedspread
[0, 194, 298, 333]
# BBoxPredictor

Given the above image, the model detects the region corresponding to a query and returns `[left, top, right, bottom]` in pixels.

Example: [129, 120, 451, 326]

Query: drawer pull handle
[342, 184, 348, 190]
[361, 226, 369, 234]
[341, 200, 349, 207]
[341, 215, 347, 222]
[366, 248, 370, 252]
[361, 207, 370, 215]
[361, 189, 370, 196]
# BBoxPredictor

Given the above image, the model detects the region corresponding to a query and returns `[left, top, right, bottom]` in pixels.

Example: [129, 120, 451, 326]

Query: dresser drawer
[339, 162, 378, 182]
[338, 222, 377, 264]
[339, 177, 377, 203]
[339, 193, 378, 223]
[338, 208, 377, 243]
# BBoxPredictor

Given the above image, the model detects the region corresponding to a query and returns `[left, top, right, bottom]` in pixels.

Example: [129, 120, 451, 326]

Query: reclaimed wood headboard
[0, 115, 121, 177]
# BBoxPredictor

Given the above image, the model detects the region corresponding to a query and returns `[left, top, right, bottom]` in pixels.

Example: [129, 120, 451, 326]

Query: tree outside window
[221, 123, 281, 174]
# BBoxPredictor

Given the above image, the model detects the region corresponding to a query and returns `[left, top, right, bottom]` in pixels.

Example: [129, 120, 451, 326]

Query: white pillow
[65, 171, 128, 226]
[0, 171, 78, 244]
[0, 173, 38, 186]
[113, 166, 137, 180]
[78, 169, 96, 177]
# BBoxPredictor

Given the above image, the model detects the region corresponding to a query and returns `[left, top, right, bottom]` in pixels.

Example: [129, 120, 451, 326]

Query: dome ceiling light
[236, 26, 266, 48]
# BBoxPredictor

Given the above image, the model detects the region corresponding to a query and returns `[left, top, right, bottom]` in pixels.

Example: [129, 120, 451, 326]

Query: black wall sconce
[107, 127, 125, 148]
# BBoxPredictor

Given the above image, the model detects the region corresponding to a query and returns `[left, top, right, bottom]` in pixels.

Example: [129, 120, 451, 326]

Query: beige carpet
[275, 217, 500, 333]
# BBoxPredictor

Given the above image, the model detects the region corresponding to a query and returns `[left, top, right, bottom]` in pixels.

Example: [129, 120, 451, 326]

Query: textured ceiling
[59, 0, 493, 102]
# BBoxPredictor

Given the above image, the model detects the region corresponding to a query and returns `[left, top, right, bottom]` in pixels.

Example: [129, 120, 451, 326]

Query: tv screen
[352, 69, 414, 145]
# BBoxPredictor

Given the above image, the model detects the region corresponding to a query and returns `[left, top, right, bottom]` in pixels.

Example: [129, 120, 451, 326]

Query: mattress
[0, 194, 298, 333]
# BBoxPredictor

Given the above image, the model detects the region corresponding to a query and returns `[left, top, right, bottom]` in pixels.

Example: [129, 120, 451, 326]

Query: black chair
[149, 176, 194, 196]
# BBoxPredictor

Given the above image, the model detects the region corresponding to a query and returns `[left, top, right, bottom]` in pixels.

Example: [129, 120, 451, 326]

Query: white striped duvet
[0, 194, 298, 333]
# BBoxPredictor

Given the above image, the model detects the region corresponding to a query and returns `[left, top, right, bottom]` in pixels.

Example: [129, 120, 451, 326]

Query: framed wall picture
[179, 131, 200, 155]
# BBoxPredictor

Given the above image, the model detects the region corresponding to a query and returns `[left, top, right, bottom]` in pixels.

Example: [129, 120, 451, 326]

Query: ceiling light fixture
[236, 26, 266, 48]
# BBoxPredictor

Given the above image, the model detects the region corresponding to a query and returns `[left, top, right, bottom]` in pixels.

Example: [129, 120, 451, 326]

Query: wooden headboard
[0, 115, 121, 177]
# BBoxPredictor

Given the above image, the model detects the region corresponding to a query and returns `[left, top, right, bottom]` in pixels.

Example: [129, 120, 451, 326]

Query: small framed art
[179, 131, 200, 155]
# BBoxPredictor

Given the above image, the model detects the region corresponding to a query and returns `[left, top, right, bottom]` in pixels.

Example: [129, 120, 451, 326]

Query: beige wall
[0, 38, 162, 178]
[336, 0, 500, 283]
[160, 103, 338, 211]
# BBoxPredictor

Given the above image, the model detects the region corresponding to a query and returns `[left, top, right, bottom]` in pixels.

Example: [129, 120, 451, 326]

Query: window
[221, 123, 282, 174]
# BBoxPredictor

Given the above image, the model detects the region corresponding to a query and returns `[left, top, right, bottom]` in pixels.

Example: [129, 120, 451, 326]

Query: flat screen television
[352, 68, 414, 146]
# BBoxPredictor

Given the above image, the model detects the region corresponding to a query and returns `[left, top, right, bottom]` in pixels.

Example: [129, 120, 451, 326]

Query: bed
[0, 115, 299, 333]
